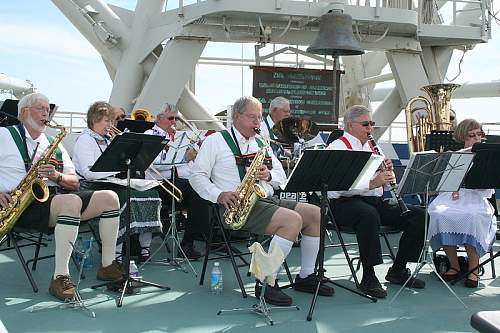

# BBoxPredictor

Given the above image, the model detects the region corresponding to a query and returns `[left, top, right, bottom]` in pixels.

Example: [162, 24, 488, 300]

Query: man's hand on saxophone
[217, 191, 240, 210]
[255, 165, 271, 182]
[0, 192, 12, 209]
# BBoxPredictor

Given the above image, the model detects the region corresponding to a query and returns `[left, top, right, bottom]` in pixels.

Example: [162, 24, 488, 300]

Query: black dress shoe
[359, 275, 387, 299]
[385, 267, 425, 289]
[293, 274, 334, 296]
[180, 244, 202, 260]
[464, 272, 479, 288]
[255, 280, 293, 306]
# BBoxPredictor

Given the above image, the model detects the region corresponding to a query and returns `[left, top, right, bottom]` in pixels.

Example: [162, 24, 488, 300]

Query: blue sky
[1, 0, 499, 125]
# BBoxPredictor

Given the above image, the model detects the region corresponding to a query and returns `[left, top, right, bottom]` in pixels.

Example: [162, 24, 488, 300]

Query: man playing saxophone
[190, 96, 334, 306]
[0, 93, 123, 301]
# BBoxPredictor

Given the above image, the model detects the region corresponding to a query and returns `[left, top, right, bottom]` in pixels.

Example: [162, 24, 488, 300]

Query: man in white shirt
[145, 103, 206, 259]
[0, 93, 123, 301]
[259, 96, 290, 142]
[327, 105, 426, 299]
[190, 96, 334, 306]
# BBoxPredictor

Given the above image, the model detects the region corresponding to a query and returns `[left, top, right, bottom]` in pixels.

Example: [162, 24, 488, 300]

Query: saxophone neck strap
[220, 129, 245, 181]
[46, 135, 64, 172]
[7, 125, 30, 171]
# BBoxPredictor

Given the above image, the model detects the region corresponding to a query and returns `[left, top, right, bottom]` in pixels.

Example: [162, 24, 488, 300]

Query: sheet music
[397, 151, 474, 196]
[86, 178, 161, 191]
[156, 132, 190, 165]
[349, 154, 384, 190]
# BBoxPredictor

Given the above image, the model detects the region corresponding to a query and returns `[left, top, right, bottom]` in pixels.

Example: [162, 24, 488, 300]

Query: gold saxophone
[224, 129, 269, 230]
[0, 122, 67, 237]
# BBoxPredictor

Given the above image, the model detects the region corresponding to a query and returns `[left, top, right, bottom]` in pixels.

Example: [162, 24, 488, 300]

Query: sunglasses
[356, 121, 376, 127]
[167, 116, 177, 121]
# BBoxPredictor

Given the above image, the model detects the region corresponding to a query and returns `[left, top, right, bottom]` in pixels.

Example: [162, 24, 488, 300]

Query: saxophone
[224, 129, 269, 230]
[0, 122, 67, 237]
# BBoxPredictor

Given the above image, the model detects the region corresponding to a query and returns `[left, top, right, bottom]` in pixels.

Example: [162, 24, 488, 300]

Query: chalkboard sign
[252, 66, 334, 124]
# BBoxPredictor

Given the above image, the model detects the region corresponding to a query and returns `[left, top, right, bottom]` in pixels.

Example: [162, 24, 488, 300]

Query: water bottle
[129, 260, 139, 278]
[74, 236, 84, 266]
[210, 262, 223, 294]
[82, 238, 94, 269]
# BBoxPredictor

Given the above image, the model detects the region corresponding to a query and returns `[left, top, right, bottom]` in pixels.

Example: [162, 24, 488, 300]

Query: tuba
[0, 122, 67, 237]
[224, 129, 269, 230]
[131, 108, 153, 122]
[405, 83, 460, 154]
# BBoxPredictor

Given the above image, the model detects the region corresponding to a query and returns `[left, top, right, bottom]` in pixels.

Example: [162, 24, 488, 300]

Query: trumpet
[105, 126, 183, 202]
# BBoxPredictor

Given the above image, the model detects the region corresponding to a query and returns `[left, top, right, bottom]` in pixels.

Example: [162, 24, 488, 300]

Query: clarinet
[367, 134, 410, 216]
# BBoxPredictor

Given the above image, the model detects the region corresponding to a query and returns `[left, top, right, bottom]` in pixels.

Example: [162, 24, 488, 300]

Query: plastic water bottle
[129, 260, 139, 278]
[210, 262, 223, 294]
[74, 237, 84, 266]
[82, 239, 94, 269]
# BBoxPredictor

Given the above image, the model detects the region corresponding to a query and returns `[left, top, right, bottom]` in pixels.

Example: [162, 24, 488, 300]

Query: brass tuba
[224, 129, 269, 230]
[131, 108, 153, 122]
[405, 83, 460, 154]
[0, 122, 67, 237]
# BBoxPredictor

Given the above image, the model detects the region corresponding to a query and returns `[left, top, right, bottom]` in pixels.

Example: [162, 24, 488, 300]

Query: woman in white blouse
[428, 119, 497, 288]
[72, 101, 162, 263]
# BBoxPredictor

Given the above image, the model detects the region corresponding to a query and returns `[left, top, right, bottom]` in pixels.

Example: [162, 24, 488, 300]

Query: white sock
[299, 235, 320, 278]
[53, 215, 80, 278]
[269, 235, 294, 282]
[139, 232, 152, 254]
[98, 209, 120, 267]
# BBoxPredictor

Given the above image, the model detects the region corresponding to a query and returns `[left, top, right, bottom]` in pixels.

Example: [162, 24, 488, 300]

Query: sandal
[442, 267, 460, 282]
[139, 247, 151, 263]
[464, 271, 479, 288]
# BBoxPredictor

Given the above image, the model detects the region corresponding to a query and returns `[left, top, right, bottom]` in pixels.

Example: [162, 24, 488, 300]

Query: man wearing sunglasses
[144, 103, 207, 260]
[327, 105, 426, 299]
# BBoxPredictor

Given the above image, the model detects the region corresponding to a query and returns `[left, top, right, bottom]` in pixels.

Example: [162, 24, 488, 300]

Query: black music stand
[390, 151, 474, 308]
[89, 132, 170, 307]
[282, 149, 380, 321]
[425, 130, 462, 152]
[451, 143, 500, 284]
[116, 119, 154, 133]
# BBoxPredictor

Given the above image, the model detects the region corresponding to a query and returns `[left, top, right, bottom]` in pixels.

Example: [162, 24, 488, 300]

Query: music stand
[390, 151, 475, 308]
[282, 149, 382, 321]
[89, 132, 170, 307]
[450, 143, 500, 284]
[425, 130, 462, 152]
[140, 132, 197, 275]
[116, 119, 154, 133]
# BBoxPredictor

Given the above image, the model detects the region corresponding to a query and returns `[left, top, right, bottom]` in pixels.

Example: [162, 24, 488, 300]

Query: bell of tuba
[0, 122, 67, 237]
[131, 108, 153, 122]
[404, 83, 460, 154]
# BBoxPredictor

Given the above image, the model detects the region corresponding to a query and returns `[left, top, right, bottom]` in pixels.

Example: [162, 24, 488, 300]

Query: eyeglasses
[29, 106, 50, 113]
[467, 130, 485, 138]
[242, 113, 262, 122]
[167, 116, 177, 121]
[355, 121, 376, 127]
[116, 114, 126, 121]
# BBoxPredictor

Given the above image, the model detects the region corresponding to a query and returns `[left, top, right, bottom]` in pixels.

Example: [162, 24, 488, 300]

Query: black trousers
[156, 178, 209, 246]
[329, 196, 425, 268]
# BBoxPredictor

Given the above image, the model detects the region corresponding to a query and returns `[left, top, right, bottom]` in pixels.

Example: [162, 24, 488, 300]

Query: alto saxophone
[0, 122, 67, 237]
[224, 129, 269, 230]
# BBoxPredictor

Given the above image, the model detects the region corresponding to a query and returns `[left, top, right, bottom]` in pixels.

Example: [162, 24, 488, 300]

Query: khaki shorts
[220, 196, 298, 235]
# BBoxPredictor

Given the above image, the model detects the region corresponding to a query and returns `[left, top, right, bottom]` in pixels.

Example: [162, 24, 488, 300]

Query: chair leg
[199, 212, 216, 286]
[381, 232, 396, 260]
[31, 232, 44, 271]
[9, 232, 38, 293]
[283, 259, 294, 284]
[489, 248, 496, 279]
[332, 227, 360, 287]
[218, 219, 248, 298]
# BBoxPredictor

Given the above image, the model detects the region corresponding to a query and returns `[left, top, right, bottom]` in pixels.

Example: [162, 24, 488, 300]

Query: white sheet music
[349, 154, 384, 190]
[156, 131, 191, 165]
[86, 178, 161, 191]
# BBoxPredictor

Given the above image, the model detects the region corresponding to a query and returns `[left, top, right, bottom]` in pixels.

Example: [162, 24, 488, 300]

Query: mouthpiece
[253, 128, 261, 134]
